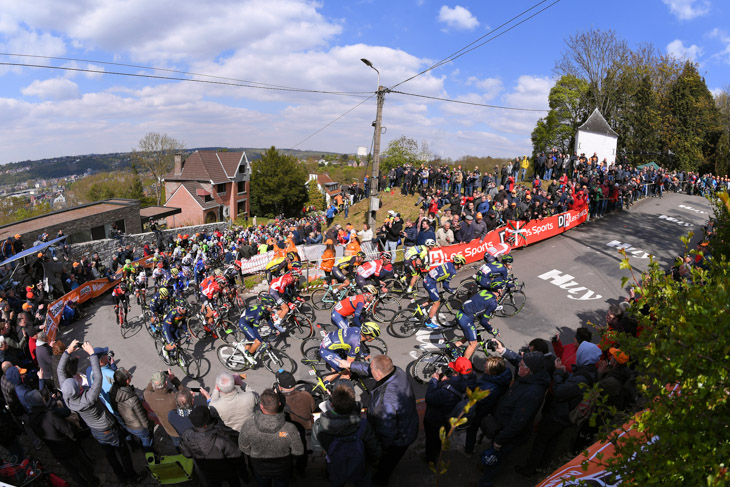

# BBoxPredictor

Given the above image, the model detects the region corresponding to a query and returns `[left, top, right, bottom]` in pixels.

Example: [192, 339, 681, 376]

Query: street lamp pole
[362, 58, 385, 228]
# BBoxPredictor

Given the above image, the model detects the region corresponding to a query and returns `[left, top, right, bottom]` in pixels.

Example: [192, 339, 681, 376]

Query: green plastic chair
[145, 452, 194, 484]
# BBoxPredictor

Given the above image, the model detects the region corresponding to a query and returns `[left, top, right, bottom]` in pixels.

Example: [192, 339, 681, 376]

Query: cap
[510, 202, 517, 206]
[189, 405, 212, 427]
[608, 347, 630, 365]
[465, 215, 474, 221]
[22, 303, 33, 311]
[37, 253, 44, 258]
[17, 367, 28, 375]
[93, 347, 109, 356]
[14, 234, 21, 239]
[522, 351, 545, 374]
[150, 371, 167, 388]
[448, 357, 473, 375]
[277, 371, 297, 389]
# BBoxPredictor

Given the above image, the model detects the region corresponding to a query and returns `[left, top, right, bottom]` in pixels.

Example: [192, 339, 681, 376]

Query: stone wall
[69, 221, 229, 263]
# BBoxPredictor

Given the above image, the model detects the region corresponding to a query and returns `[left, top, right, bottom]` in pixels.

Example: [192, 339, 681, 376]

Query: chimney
[174, 153, 182, 176]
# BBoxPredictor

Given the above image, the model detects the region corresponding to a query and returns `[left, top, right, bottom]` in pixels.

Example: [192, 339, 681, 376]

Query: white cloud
[667, 39, 703, 61]
[437, 5, 479, 31]
[465, 77, 503, 100]
[21, 78, 79, 100]
[708, 28, 730, 63]
[662, 0, 710, 20]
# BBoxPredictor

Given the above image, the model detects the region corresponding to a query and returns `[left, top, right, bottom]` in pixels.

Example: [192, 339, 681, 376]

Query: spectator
[238, 388, 304, 487]
[349, 355, 418, 485]
[416, 220, 436, 246]
[402, 220, 418, 249]
[382, 213, 403, 264]
[275, 371, 316, 474]
[144, 369, 185, 447]
[472, 212, 488, 240]
[345, 233, 362, 257]
[58, 339, 142, 484]
[180, 405, 243, 487]
[109, 368, 154, 452]
[312, 381, 381, 487]
[85, 346, 117, 413]
[34, 332, 54, 389]
[456, 215, 475, 243]
[424, 357, 477, 464]
[435, 221, 454, 247]
[463, 356, 512, 455]
[209, 371, 258, 433]
[358, 224, 373, 242]
[552, 327, 593, 373]
[168, 389, 196, 438]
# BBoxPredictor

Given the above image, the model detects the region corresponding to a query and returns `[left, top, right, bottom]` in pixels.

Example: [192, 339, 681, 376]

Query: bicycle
[299, 332, 388, 358]
[154, 333, 202, 379]
[388, 291, 460, 338]
[115, 299, 129, 332]
[310, 282, 358, 310]
[216, 340, 296, 374]
[187, 309, 238, 343]
[143, 309, 163, 339]
[451, 275, 526, 318]
[363, 288, 402, 323]
[410, 330, 496, 382]
[257, 292, 316, 322]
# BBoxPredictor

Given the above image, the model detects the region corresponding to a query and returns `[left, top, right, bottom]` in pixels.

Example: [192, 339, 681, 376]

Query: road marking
[678, 204, 707, 214]
[537, 269, 603, 301]
[409, 351, 420, 360]
[415, 329, 443, 351]
[658, 215, 693, 227]
[606, 240, 651, 259]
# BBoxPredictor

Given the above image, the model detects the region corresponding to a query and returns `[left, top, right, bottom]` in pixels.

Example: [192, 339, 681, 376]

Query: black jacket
[385, 219, 403, 242]
[492, 369, 551, 446]
[546, 364, 597, 425]
[424, 373, 477, 423]
[180, 421, 242, 461]
[28, 406, 79, 459]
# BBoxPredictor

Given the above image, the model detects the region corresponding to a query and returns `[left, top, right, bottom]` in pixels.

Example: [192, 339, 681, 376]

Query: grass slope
[329, 191, 421, 230]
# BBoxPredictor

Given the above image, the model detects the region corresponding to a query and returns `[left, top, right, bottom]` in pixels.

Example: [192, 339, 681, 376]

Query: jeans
[519, 168, 526, 182]
[544, 168, 553, 181]
[453, 183, 462, 195]
[384, 240, 398, 263]
[126, 426, 154, 450]
[90, 426, 137, 482]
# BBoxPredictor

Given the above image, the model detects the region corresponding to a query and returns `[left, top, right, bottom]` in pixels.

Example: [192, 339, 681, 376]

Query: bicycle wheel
[300, 337, 322, 359]
[216, 344, 248, 372]
[296, 379, 328, 404]
[389, 309, 422, 338]
[437, 297, 459, 327]
[298, 301, 316, 321]
[454, 280, 478, 305]
[263, 348, 296, 374]
[371, 295, 401, 323]
[310, 288, 335, 310]
[287, 312, 314, 340]
[257, 291, 269, 301]
[187, 316, 208, 341]
[154, 339, 173, 366]
[179, 349, 202, 379]
[216, 320, 239, 344]
[362, 337, 388, 357]
[412, 352, 449, 384]
[384, 278, 407, 295]
[497, 289, 527, 317]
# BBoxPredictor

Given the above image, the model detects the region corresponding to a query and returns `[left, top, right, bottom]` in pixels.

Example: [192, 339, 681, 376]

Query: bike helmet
[452, 254, 467, 266]
[157, 263, 164, 269]
[290, 267, 302, 278]
[170, 268, 180, 277]
[215, 276, 227, 286]
[363, 284, 378, 296]
[289, 261, 302, 270]
[356, 251, 366, 259]
[483, 252, 497, 264]
[360, 322, 381, 338]
[501, 254, 514, 264]
[125, 259, 132, 265]
[489, 279, 506, 291]
[158, 287, 169, 298]
[286, 252, 297, 261]
[176, 305, 188, 315]
[214, 268, 224, 277]
[379, 251, 392, 261]
[259, 295, 275, 308]
[424, 239, 436, 248]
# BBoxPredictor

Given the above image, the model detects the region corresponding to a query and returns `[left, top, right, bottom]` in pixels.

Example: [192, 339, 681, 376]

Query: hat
[576, 342, 602, 366]
[150, 371, 167, 388]
[465, 215, 474, 221]
[476, 212, 483, 219]
[14, 234, 21, 239]
[93, 347, 109, 356]
[324, 239, 334, 245]
[61, 377, 81, 399]
[510, 202, 517, 206]
[277, 371, 297, 389]
[22, 303, 33, 311]
[448, 357, 473, 375]
[526, 194, 532, 200]
[608, 347, 630, 365]
[522, 351, 545, 374]
[189, 405, 212, 427]
[37, 253, 44, 258]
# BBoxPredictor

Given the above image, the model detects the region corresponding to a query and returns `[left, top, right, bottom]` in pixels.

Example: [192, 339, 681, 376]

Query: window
[237, 181, 246, 193]
[217, 183, 227, 194]
[203, 194, 213, 203]
[237, 200, 246, 215]
[239, 164, 247, 175]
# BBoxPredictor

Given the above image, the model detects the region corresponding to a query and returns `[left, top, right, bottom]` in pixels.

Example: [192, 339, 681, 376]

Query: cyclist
[112, 282, 130, 324]
[265, 252, 298, 282]
[269, 262, 302, 327]
[404, 239, 436, 294]
[148, 287, 171, 333]
[200, 270, 225, 330]
[166, 268, 186, 296]
[161, 305, 189, 362]
[331, 251, 366, 294]
[423, 253, 466, 329]
[121, 259, 135, 280]
[456, 280, 504, 360]
[223, 261, 241, 287]
[331, 285, 376, 330]
[355, 253, 394, 292]
[319, 321, 381, 382]
[134, 267, 148, 305]
[193, 254, 206, 286]
[152, 262, 170, 289]
[237, 295, 284, 362]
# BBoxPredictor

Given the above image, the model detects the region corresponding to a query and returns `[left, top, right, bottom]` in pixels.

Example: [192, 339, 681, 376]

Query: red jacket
[552, 339, 577, 372]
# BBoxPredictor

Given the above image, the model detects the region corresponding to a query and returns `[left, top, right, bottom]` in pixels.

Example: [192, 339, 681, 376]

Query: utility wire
[390, 90, 548, 111]
[390, 0, 561, 90]
[0, 61, 371, 97]
[291, 95, 375, 149]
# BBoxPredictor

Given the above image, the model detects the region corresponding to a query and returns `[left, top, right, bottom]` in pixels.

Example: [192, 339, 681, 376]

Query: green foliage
[127, 162, 146, 200]
[381, 136, 432, 172]
[67, 170, 155, 206]
[306, 179, 326, 211]
[0, 198, 52, 225]
[250, 146, 308, 218]
[595, 194, 730, 486]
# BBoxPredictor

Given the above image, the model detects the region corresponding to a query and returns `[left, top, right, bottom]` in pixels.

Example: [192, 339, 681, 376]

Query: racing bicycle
[388, 291, 461, 338]
[154, 333, 202, 379]
[216, 340, 296, 374]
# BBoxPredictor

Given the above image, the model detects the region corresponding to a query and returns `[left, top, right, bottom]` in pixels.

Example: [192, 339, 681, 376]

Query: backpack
[568, 372, 599, 426]
[325, 418, 368, 483]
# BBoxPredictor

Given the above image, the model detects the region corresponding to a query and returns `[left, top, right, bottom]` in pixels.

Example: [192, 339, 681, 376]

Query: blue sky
[0, 0, 728, 164]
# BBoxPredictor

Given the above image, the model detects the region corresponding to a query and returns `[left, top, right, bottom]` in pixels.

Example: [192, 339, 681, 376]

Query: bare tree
[133, 132, 185, 205]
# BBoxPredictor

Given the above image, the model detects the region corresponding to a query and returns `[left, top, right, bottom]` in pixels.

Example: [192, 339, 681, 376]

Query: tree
[250, 146, 308, 217]
[714, 86, 730, 176]
[133, 132, 185, 205]
[305, 178, 325, 211]
[125, 162, 146, 201]
[381, 136, 421, 172]
[532, 75, 591, 155]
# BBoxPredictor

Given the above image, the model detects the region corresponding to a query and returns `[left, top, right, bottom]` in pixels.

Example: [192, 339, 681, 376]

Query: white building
[574, 108, 618, 163]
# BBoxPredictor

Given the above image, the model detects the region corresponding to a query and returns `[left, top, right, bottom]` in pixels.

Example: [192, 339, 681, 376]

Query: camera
[518, 346, 530, 355]
[487, 339, 497, 352]
[107, 350, 115, 361]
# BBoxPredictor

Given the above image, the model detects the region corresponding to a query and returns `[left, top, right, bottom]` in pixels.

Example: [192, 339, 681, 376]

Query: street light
[361, 58, 385, 227]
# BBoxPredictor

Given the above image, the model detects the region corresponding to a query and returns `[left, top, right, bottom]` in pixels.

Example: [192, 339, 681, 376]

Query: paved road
[45, 191, 711, 486]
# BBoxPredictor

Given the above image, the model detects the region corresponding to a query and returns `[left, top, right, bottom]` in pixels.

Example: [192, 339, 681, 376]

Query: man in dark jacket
[516, 341, 602, 477]
[424, 357, 477, 464]
[349, 355, 417, 485]
[479, 351, 551, 487]
[464, 357, 513, 455]
[382, 213, 403, 263]
[180, 405, 243, 487]
[456, 215, 476, 243]
[109, 368, 153, 451]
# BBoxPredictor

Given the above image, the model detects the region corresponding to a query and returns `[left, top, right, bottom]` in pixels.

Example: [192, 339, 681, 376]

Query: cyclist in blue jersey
[148, 287, 171, 333]
[237, 295, 284, 361]
[475, 253, 513, 289]
[161, 305, 188, 361]
[456, 280, 504, 360]
[319, 322, 381, 382]
[423, 253, 466, 329]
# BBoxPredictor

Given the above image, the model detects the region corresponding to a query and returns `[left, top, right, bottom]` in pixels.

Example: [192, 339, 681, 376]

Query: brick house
[163, 150, 251, 227]
[308, 173, 341, 206]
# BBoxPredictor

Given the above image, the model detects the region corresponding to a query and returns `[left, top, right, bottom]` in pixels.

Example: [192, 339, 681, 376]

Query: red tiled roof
[166, 150, 245, 183]
[318, 173, 334, 184]
[180, 181, 222, 209]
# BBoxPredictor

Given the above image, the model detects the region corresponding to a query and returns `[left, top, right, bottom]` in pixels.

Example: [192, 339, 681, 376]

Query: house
[163, 150, 251, 227]
[308, 173, 341, 206]
[575, 108, 619, 163]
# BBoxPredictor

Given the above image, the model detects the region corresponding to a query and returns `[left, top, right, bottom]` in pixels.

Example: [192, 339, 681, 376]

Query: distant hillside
[0, 148, 343, 186]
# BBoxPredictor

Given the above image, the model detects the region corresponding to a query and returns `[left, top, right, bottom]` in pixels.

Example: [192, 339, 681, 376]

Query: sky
[1, 0, 729, 165]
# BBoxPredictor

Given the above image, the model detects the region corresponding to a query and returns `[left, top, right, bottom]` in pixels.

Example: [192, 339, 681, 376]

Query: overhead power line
[390, 90, 548, 112]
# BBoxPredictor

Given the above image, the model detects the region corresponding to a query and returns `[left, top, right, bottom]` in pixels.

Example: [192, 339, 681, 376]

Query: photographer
[85, 346, 118, 414]
[381, 211, 402, 263]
